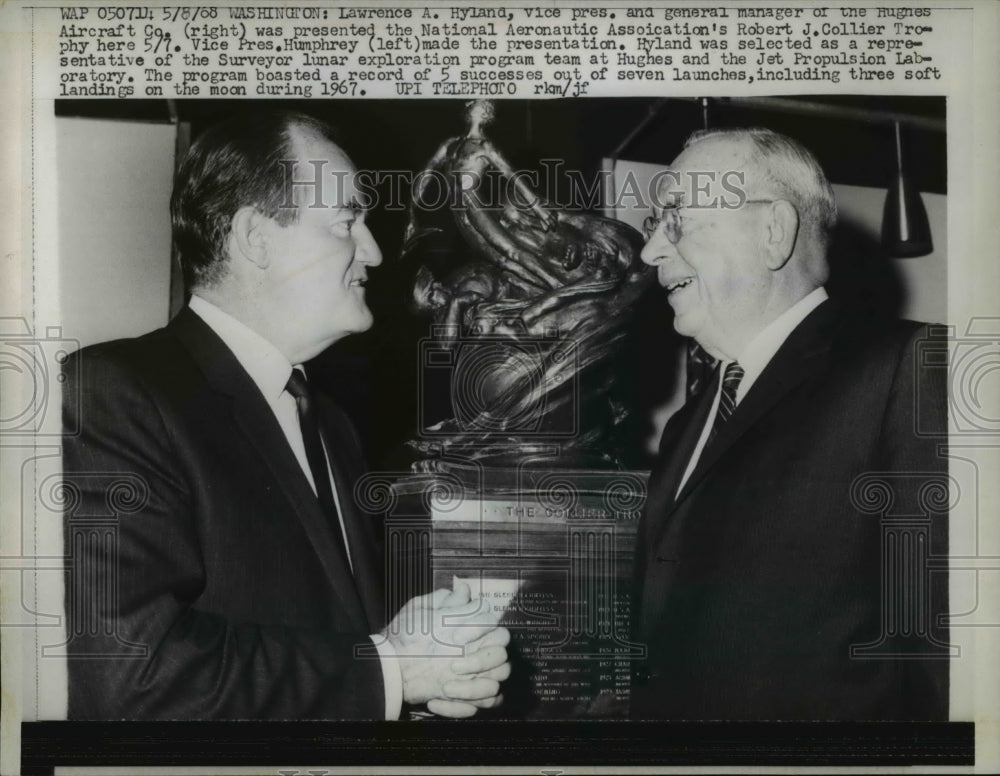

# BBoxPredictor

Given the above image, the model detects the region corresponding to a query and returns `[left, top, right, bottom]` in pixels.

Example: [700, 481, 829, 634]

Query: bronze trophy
[392, 101, 652, 718]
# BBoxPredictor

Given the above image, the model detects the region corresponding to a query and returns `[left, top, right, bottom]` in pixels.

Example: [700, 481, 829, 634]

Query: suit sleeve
[873, 324, 949, 720]
[63, 350, 386, 720]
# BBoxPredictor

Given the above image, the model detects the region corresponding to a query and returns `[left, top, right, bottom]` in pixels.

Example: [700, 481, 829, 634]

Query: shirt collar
[188, 295, 294, 404]
[732, 287, 828, 396]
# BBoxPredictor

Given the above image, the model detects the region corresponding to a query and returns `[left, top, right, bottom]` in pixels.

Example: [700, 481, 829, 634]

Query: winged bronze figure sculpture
[404, 101, 653, 470]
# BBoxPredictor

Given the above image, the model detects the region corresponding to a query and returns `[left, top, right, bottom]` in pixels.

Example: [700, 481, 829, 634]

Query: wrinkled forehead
[287, 127, 362, 209]
[654, 137, 761, 208]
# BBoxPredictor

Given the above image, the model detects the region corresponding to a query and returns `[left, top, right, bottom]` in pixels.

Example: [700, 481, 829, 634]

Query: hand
[383, 581, 511, 717]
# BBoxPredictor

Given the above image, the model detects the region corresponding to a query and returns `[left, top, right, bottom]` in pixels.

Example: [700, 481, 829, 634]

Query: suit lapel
[167, 308, 369, 631]
[673, 299, 842, 508]
[641, 368, 720, 550]
[317, 397, 385, 631]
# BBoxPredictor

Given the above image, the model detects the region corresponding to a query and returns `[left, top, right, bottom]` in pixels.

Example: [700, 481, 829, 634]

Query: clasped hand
[383, 581, 511, 718]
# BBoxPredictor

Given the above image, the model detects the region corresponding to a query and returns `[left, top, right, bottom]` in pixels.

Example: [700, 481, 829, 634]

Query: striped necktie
[708, 361, 744, 442]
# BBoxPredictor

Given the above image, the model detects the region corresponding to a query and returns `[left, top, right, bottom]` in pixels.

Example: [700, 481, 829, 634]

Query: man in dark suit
[632, 128, 949, 720]
[62, 112, 510, 720]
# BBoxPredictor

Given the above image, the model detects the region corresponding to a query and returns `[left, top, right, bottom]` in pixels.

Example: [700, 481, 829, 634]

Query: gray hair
[685, 127, 838, 246]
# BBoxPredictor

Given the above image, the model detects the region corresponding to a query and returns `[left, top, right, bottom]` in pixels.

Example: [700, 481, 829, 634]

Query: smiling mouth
[664, 277, 695, 295]
[349, 278, 367, 288]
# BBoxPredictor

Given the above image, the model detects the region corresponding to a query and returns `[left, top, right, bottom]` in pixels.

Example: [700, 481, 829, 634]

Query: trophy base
[391, 465, 648, 720]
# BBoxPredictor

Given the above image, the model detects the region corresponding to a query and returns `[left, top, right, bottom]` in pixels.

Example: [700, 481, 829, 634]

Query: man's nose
[356, 223, 383, 267]
[640, 229, 673, 266]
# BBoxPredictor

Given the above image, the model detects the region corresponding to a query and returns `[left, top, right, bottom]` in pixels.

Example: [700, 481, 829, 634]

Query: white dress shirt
[188, 295, 402, 719]
[676, 287, 828, 495]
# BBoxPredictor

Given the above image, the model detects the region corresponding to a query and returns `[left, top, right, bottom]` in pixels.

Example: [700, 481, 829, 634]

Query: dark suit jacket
[62, 308, 387, 720]
[632, 300, 949, 720]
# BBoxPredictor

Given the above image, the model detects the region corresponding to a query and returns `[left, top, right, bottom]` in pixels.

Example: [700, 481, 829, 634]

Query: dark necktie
[708, 361, 744, 442]
[285, 368, 351, 566]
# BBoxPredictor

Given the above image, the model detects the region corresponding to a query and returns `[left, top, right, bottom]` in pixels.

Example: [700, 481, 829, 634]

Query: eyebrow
[651, 201, 685, 217]
[333, 198, 366, 215]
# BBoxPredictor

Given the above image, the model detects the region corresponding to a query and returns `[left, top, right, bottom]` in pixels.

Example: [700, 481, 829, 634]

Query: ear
[229, 206, 269, 270]
[762, 200, 799, 271]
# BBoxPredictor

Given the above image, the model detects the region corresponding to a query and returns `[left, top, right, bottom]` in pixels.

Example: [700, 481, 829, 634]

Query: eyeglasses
[641, 206, 687, 244]
[642, 199, 778, 244]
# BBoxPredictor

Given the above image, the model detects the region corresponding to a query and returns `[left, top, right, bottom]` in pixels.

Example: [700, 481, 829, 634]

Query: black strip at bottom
[22, 720, 973, 774]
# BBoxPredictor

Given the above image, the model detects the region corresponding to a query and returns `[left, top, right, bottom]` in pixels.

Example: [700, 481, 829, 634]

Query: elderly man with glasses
[631, 127, 949, 721]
